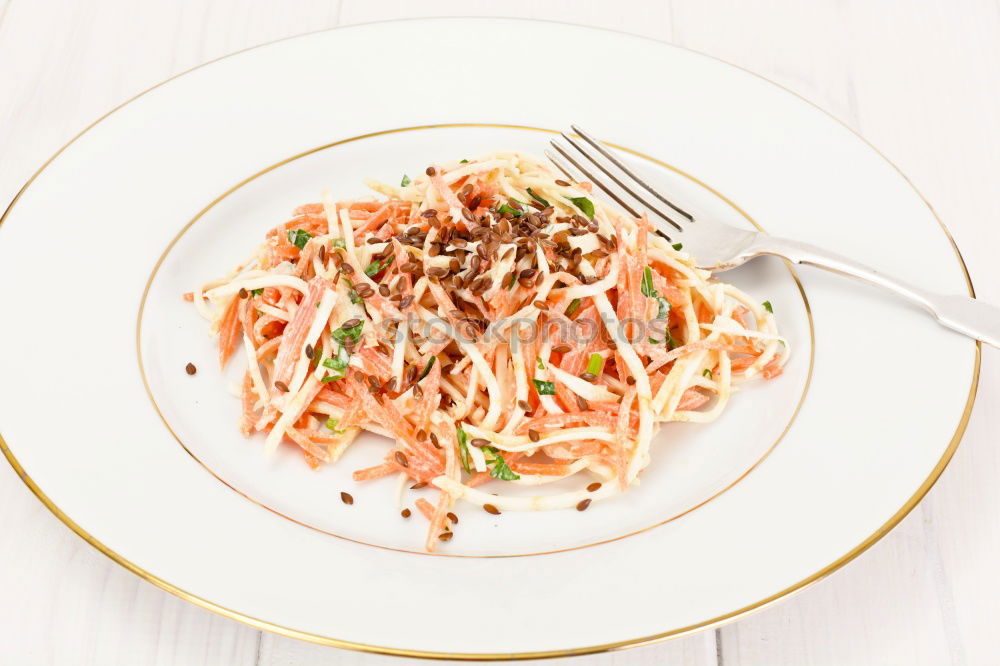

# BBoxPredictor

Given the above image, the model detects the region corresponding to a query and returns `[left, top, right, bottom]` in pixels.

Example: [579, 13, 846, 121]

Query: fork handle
[749, 236, 998, 348]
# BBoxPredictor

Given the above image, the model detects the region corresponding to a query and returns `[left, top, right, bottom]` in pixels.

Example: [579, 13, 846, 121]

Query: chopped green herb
[400, 174, 411, 187]
[484, 447, 520, 481]
[320, 376, 341, 383]
[508, 272, 517, 290]
[656, 296, 671, 319]
[287, 229, 313, 250]
[250, 288, 264, 297]
[325, 418, 346, 434]
[536, 357, 545, 370]
[665, 329, 677, 350]
[343, 278, 363, 305]
[322, 345, 351, 372]
[641, 267, 657, 298]
[496, 202, 525, 217]
[418, 355, 436, 380]
[456, 426, 472, 474]
[364, 255, 394, 278]
[567, 196, 595, 220]
[649, 337, 660, 344]
[332, 321, 363, 345]
[332, 238, 346, 250]
[672, 242, 683, 251]
[763, 300, 773, 313]
[460, 159, 469, 164]
[586, 353, 604, 376]
[533, 379, 556, 395]
[526, 188, 550, 207]
[565, 298, 582, 316]
[703, 368, 713, 379]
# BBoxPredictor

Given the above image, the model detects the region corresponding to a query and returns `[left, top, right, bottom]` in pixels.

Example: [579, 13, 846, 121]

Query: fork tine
[570, 125, 694, 222]
[559, 132, 685, 232]
[545, 145, 644, 221]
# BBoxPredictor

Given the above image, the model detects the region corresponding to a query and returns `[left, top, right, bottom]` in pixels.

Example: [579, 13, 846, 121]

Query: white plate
[0, 18, 978, 659]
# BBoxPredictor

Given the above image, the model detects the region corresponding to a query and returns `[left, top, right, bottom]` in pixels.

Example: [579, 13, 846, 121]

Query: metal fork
[547, 125, 1000, 348]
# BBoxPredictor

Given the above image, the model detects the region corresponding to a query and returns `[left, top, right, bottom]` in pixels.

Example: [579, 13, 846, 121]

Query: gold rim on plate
[0, 18, 981, 661]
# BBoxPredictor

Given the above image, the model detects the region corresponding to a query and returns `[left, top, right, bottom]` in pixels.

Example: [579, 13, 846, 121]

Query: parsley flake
[456, 426, 472, 473]
[287, 229, 313, 250]
[532, 379, 556, 395]
[567, 196, 595, 220]
[484, 447, 520, 481]
[527, 188, 550, 207]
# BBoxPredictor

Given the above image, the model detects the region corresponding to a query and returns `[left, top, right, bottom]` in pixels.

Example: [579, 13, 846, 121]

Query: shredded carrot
[189, 151, 789, 552]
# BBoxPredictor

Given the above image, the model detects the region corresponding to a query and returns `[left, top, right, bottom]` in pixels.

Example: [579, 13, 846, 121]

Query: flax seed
[340, 492, 354, 505]
[185, 362, 197, 375]
[483, 504, 501, 515]
[576, 499, 591, 511]
[394, 451, 409, 467]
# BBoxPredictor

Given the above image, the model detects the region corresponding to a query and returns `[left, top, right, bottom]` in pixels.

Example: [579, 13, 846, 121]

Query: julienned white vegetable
[193, 151, 788, 552]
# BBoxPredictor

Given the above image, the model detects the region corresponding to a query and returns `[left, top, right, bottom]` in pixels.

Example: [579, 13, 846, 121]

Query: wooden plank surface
[0, 1, 996, 664]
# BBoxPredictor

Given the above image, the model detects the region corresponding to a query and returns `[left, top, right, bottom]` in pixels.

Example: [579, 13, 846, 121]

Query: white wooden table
[2, 1, 997, 664]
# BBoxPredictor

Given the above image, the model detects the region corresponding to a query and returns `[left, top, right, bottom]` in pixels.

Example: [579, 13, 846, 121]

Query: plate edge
[0, 16, 982, 661]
